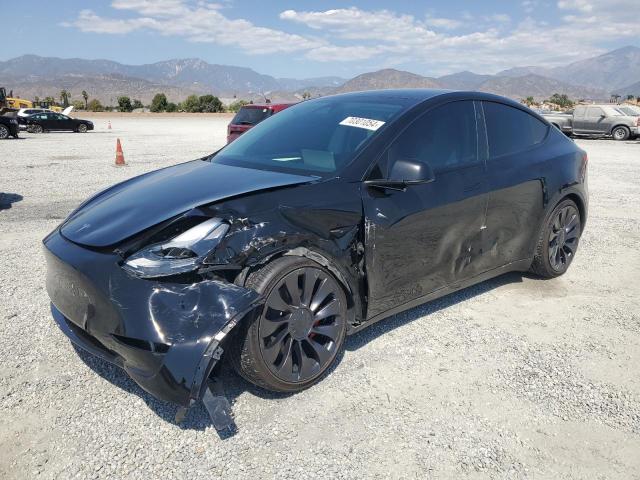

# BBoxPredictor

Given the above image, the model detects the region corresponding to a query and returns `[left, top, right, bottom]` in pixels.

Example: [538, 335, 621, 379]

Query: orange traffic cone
[108, 121, 112, 129]
[115, 138, 126, 166]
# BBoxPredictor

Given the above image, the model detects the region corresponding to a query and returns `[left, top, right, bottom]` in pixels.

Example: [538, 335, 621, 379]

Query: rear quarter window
[483, 102, 548, 159]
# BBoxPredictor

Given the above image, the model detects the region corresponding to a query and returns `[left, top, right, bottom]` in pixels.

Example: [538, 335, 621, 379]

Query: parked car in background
[0, 112, 20, 139]
[616, 104, 640, 117]
[23, 111, 93, 133]
[227, 103, 295, 143]
[543, 104, 639, 140]
[17, 106, 74, 117]
[44, 90, 587, 424]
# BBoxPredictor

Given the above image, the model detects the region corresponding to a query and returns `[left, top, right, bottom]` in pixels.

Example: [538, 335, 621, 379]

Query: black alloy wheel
[531, 199, 582, 278]
[548, 204, 580, 272]
[259, 266, 344, 383]
[229, 256, 347, 392]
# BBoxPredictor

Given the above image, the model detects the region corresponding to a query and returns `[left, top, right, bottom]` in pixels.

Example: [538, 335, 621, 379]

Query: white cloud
[67, 1, 323, 55]
[63, 0, 640, 74]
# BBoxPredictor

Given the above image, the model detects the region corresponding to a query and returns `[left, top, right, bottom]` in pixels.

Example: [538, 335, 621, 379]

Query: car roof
[244, 103, 295, 108]
[313, 89, 536, 113]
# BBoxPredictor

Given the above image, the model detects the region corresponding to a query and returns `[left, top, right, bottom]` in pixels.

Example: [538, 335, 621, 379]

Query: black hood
[60, 160, 317, 248]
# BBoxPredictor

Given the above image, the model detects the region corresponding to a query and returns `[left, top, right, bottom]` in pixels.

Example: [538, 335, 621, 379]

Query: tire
[0, 125, 8, 139]
[530, 199, 581, 278]
[31, 124, 43, 134]
[612, 126, 630, 141]
[76, 123, 88, 133]
[228, 256, 348, 392]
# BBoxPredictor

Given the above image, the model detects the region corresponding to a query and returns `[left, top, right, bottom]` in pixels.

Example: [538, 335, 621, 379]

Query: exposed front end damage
[44, 176, 365, 431]
[44, 230, 263, 430]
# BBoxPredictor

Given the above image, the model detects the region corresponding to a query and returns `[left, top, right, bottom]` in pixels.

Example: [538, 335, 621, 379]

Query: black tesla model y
[44, 90, 588, 423]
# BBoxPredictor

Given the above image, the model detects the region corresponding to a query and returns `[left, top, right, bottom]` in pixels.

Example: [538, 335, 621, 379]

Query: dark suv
[227, 103, 294, 143]
[44, 90, 588, 425]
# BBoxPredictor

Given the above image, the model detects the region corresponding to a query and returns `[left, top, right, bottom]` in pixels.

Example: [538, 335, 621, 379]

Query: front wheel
[530, 199, 581, 278]
[612, 126, 630, 141]
[229, 256, 348, 392]
[76, 123, 88, 133]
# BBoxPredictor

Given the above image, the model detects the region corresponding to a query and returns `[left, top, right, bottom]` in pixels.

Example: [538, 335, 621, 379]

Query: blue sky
[3, 0, 638, 78]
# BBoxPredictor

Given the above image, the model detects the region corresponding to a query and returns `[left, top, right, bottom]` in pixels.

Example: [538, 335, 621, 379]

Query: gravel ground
[1, 115, 639, 479]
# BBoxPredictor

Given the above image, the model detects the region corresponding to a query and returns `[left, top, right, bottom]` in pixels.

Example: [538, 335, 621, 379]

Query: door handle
[463, 182, 481, 193]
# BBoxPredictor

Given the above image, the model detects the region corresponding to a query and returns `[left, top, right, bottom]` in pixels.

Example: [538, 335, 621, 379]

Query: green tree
[227, 99, 249, 112]
[548, 93, 574, 109]
[117, 96, 133, 112]
[59, 89, 70, 107]
[150, 93, 168, 112]
[165, 102, 178, 112]
[43, 96, 56, 106]
[610, 94, 621, 103]
[198, 94, 224, 113]
[82, 90, 89, 109]
[181, 94, 201, 112]
[524, 96, 535, 107]
[86, 99, 104, 112]
[302, 91, 311, 100]
[132, 99, 144, 109]
[33, 95, 40, 105]
[72, 100, 85, 110]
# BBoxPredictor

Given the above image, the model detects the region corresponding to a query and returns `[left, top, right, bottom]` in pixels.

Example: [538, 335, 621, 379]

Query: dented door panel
[362, 164, 488, 319]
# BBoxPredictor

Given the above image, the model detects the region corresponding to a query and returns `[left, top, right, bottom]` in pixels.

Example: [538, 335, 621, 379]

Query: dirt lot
[1, 115, 639, 479]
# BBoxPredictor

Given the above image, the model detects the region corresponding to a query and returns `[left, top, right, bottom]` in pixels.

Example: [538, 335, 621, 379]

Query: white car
[17, 106, 74, 117]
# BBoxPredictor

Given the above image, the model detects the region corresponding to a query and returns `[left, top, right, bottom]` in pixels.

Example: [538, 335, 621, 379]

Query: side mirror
[365, 158, 435, 191]
[389, 158, 435, 184]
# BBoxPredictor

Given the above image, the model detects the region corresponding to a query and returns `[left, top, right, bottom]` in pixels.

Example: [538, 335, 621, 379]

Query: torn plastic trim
[188, 302, 262, 404]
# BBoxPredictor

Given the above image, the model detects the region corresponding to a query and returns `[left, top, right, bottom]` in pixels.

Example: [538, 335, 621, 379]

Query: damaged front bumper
[43, 229, 261, 412]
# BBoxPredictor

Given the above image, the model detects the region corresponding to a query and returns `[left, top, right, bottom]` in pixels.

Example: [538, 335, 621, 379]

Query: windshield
[231, 107, 272, 126]
[603, 106, 624, 116]
[213, 96, 408, 176]
[618, 106, 640, 116]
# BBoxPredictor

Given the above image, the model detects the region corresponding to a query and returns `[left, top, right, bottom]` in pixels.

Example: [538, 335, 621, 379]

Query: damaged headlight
[123, 218, 228, 278]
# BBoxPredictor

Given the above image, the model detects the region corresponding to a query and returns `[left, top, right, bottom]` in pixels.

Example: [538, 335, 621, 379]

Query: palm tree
[60, 89, 70, 107]
[82, 90, 89, 109]
[610, 94, 621, 104]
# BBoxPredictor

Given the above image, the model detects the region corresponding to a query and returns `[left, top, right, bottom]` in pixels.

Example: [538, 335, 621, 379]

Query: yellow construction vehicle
[0, 87, 33, 113]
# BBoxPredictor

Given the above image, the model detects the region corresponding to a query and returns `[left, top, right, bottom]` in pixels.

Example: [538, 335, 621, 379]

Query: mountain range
[1, 46, 638, 106]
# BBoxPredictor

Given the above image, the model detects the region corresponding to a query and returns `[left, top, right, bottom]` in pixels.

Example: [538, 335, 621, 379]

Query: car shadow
[0, 192, 23, 210]
[73, 270, 526, 437]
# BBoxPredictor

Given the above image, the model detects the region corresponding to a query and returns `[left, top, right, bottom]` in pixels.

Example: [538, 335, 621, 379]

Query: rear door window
[483, 102, 548, 159]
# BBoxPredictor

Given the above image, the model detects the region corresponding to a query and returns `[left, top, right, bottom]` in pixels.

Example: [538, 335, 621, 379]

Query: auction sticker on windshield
[339, 116, 386, 131]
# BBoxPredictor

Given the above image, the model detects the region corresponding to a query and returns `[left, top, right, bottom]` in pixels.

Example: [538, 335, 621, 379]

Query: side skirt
[348, 258, 532, 335]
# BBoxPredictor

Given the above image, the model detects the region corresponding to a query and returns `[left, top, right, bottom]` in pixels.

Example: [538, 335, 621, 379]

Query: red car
[227, 103, 295, 143]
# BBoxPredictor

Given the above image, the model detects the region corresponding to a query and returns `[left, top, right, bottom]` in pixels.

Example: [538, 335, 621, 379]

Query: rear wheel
[0, 125, 8, 139]
[76, 123, 88, 133]
[229, 256, 347, 392]
[30, 124, 43, 134]
[530, 199, 581, 278]
[612, 126, 630, 141]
